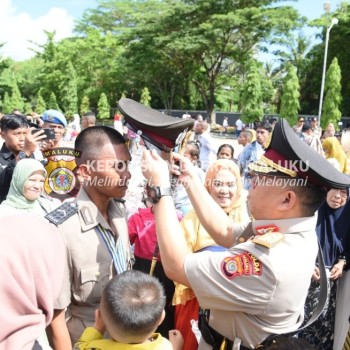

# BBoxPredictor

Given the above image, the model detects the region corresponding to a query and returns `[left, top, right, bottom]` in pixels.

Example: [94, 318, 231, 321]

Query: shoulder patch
[45, 201, 78, 226]
[220, 252, 262, 279]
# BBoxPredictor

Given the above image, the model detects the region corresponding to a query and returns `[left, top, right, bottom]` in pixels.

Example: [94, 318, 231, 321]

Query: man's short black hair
[256, 121, 273, 133]
[0, 114, 29, 132]
[74, 126, 126, 165]
[302, 123, 311, 132]
[284, 178, 327, 216]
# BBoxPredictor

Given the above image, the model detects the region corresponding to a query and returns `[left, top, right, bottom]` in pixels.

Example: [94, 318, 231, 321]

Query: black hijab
[316, 189, 350, 267]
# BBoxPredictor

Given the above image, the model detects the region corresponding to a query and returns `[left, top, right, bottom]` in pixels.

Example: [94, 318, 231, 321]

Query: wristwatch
[18, 151, 31, 160]
[146, 185, 172, 204]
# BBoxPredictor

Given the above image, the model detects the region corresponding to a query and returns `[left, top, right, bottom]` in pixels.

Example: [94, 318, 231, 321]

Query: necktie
[95, 224, 127, 274]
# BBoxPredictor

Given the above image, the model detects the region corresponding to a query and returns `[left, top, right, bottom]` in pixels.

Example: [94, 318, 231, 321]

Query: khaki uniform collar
[252, 215, 317, 235]
[77, 188, 122, 233]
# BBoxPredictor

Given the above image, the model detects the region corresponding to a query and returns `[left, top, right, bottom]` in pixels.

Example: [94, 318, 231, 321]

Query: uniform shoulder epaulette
[252, 231, 284, 249]
[45, 201, 78, 226]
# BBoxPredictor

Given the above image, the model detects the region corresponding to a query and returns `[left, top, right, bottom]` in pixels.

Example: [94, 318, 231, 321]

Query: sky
[0, 0, 344, 62]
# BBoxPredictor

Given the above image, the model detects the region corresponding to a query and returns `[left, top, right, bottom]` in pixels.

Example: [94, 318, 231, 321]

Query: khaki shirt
[185, 216, 318, 349]
[54, 188, 132, 342]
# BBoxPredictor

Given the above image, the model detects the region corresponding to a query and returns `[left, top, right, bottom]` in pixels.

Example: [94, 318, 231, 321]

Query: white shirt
[235, 119, 243, 131]
[197, 132, 217, 171]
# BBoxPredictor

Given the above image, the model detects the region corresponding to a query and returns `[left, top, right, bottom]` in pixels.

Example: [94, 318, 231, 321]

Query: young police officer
[46, 126, 133, 349]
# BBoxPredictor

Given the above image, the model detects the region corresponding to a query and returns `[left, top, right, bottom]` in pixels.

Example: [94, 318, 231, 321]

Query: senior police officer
[46, 126, 133, 349]
[141, 119, 350, 349]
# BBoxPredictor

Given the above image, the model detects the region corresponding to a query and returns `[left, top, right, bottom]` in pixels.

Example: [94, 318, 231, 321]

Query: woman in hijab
[299, 188, 350, 350]
[0, 215, 65, 349]
[0, 159, 59, 217]
[173, 159, 250, 350]
[322, 136, 348, 174]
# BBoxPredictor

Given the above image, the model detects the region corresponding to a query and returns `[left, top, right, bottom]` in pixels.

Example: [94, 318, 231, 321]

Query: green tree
[299, 3, 350, 115]
[48, 92, 60, 110]
[78, 0, 302, 122]
[240, 61, 264, 123]
[33, 31, 62, 103]
[140, 87, 151, 107]
[58, 29, 124, 108]
[60, 61, 78, 117]
[12, 57, 44, 108]
[80, 95, 90, 115]
[35, 89, 46, 115]
[0, 47, 10, 76]
[97, 93, 110, 119]
[322, 57, 342, 129]
[24, 102, 32, 115]
[11, 80, 24, 112]
[279, 64, 300, 124]
[2, 91, 12, 114]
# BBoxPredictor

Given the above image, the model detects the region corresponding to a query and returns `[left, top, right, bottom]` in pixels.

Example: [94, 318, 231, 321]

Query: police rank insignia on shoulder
[45, 201, 78, 226]
[252, 231, 284, 248]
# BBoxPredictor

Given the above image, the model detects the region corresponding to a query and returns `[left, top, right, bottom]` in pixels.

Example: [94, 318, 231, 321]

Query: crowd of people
[1, 104, 350, 350]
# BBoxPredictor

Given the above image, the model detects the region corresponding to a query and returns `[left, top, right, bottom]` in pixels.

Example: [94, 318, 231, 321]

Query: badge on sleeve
[221, 253, 262, 279]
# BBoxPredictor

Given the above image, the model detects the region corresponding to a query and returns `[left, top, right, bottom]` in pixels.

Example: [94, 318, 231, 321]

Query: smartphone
[32, 128, 56, 140]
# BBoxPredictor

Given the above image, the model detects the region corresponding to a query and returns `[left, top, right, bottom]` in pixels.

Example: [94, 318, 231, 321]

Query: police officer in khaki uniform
[46, 126, 133, 349]
[141, 119, 350, 349]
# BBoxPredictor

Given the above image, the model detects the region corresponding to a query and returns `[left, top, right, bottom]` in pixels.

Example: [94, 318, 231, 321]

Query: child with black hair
[217, 143, 243, 175]
[217, 144, 234, 160]
[74, 270, 183, 350]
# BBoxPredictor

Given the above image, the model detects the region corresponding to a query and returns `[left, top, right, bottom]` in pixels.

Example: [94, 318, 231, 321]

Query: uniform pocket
[79, 263, 111, 303]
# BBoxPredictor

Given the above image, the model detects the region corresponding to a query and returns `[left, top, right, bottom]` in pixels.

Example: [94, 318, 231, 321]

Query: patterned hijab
[2, 159, 47, 210]
[204, 159, 245, 221]
[0, 215, 65, 349]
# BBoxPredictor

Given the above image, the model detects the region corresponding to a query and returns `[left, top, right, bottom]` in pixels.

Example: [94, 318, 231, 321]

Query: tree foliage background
[0, 0, 349, 125]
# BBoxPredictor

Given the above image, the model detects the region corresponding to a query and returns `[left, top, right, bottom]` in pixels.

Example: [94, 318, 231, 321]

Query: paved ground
[211, 133, 242, 156]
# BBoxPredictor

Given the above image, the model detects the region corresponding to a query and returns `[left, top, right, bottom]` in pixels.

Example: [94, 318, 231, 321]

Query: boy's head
[100, 270, 166, 343]
[0, 114, 30, 154]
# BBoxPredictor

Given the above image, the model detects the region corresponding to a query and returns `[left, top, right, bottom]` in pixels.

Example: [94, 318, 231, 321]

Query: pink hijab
[0, 215, 65, 349]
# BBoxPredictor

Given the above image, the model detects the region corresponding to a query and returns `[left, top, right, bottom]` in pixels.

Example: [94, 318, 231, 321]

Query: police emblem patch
[45, 160, 77, 196]
[43, 147, 79, 201]
[221, 256, 241, 278]
[221, 253, 262, 279]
